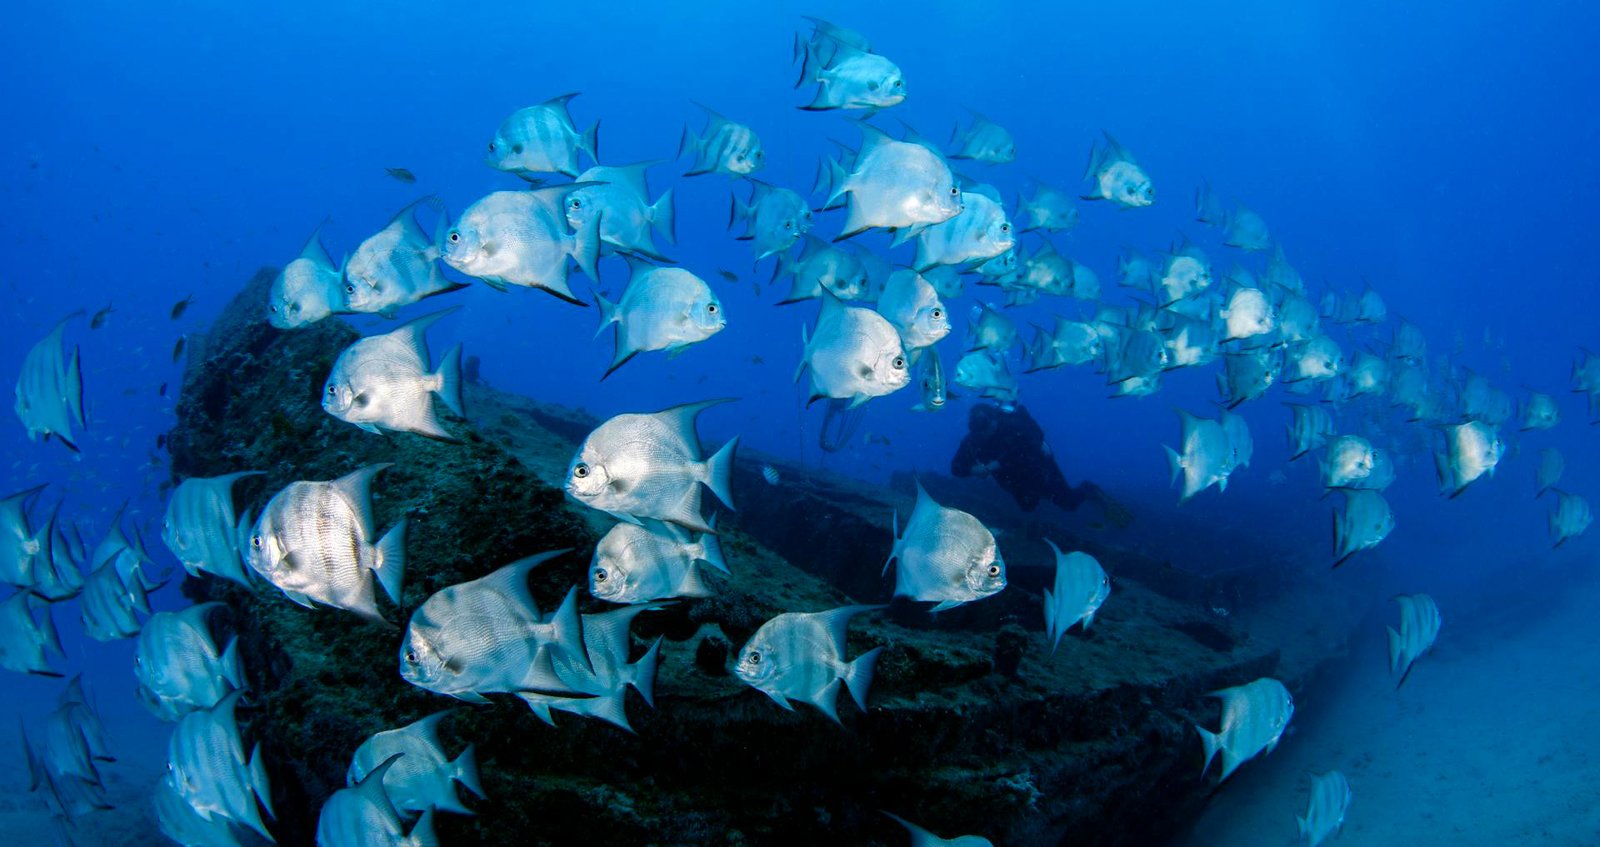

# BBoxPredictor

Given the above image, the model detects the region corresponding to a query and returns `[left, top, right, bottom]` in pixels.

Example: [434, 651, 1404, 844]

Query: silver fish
[1221, 408, 1253, 473]
[1194, 180, 1226, 226]
[884, 482, 1005, 611]
[344, 199, 460, 317]
[244, 465, 407, 624]
[400, 551, 582, 701]
[1043, 541, 1109, 654]
[317, 754, 438, 847]
[1285, 335, 1344, 383]
[268, 227, 344, 329]
[730, 179, 812, 261]
[520, 604, 662, 732]
[594, 259, 724, 378]
[1195, 677, 1293, 782]
[948, 111, 1015, 164]
[876, 270, 949, 352]
[1549, 489, 1592, 548]
[565, 400, 738, 532]
[135, 602, 243, 722]
[1298, 770, 1351, 847]
[679, 104, 764, 177]
[1285, 403, 1334, 460]
[347, 711, 484, 817]
[734, 604, 884, 723]
[912, 346, 948, 412]
[1434, 421, 1503, 497]
[1015, 183, 1079, 233]
[79, 555, 151, 641]
[1387, 594, 1440, 688]
[1520, 390, 1560, 430]
[1219, 287, 1275, 342]
[30, 507, 85, 602]
[1333, 489, 1394, 566]
[0, 590, 63, 676]
[484, 92, 597, 179]
[154, 771, 245, 847]
[795, 22, 905, 112]
[1346, 352, 1389, 397]
[953, 350, 1018, 406]
[166, 691, 275, 842]
[91, 502, 160, 591]
[162, 471, 261, 586]
[912, 192, 1014, 272]
[966, 302, 1016, 353]
[882, 811, 994, 846]
[1082, 131, 1154, 208]
[1322, 435, 1377, 488]
[0, 484, 47, 588]
[1536, 447, 1564, 497]
[589, 519, 727, 604]
[566, 162, 676, 260]
[1222, 205, 1272, 252]
[774, 235, 868, 303]
[1157, 242, 1212, 306]
[1165, 410, 1236, 503]
[324, 310, 463, 440]
[440, 186, 601, 304]
[14, 315, 85, 453]
[824, 126, 961, 239]
[796, 292, 911, 407]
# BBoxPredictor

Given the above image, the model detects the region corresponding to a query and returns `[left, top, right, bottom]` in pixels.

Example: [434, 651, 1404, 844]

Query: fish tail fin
[1043, 588, 1057, 654]
[793, 323, 811, 382]
[1164, 445, 1183, 486]
[549, 588, 584, 660]
[702, 436, 739, 511]
[651, 188, 677, 247]
[1296, 814, 1307, 839]
[434, 344, 465, 417]
[676, 123, 698, 162]
[592, 285, 619, 340]
[1386, 626, 1401, 676]
[570, 210, 603, 286]
[220, 635, 245, 690]
[630, 637, 663, 709]
[842, 645, 882, 712]
[248, 742, 276, 819]
[1196, 725, 1221, 777]
[406, 809, 440, 847]
[37, 599, 63, 659]
[453, 744, 486, 799]
[698, 527, 729, 574]
[373, 519, 408, 606]
[883, 509, 899, 577]
[581, 121, 600, 166]
[66, 345, 85, 429]
[824, 157, 849, 208]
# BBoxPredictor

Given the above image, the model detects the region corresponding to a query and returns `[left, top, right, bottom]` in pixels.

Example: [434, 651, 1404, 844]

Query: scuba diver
[952, 402, 1134, 526]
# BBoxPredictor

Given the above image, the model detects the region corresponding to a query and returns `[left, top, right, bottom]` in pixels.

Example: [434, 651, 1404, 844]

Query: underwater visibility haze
[3, 1, 1600, 845]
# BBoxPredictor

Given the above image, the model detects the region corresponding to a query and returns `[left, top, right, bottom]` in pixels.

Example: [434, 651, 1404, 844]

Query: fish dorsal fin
[386, 306, 459, 370]
[359, 752, 406, 814]
[410, 709, 454, 750]
[330, 464, 393, 540]
[609, 161, 660, 198]
[621, 253, 657, 283]
[812, 604, 885, 656]
[480, 550, 571, 620]
[387, 197, 439, 243]
[581, 604, 656, 669]
[650, 398, 734, 451]
[540, 91, 582, 119]
[855, 123, 894, 158]
[298, 226, 335, 269]
[695, 101, 733, 129]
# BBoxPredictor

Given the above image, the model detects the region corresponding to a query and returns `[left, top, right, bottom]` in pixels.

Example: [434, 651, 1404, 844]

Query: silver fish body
[485, 93, 597, 178]
[949, 111, 1015, 164]
[730, 180, 811, 261]
[1043, 541, 1109, 654]
[0, 590, 62, 675]
[440, 186, 601, 304]
[735, 604, 884, 723]
[344, 199, 458, 317]
[14, 316, 85, 452]
[135, 603, 243, 721]
[1548, 489, 1592, 547]
[1165, 410, 1235, 503]
[324, 310, 463, 440]
[876, 270, 949, 353]
[317, 754, 438, 847]
[589, 520, 727, 604]
[166, 691, 275, 842]
[269, 228, 344, 328]
[826, 126, 960, 238]
[1298, 770, 1352, 847]
[884, 482, 1005, 611]
[162, 471, 262, 585]
[1387, 594, 1440, 688]
[912, 193, 1014, 271]
[1195, 677, 1294, 782]
[1082, 132, 1153, 207]
[797, 293, 911, 407]
[565, 400, 738, 532]
[347, 711, 484, 816]
[567, 162, 675, 260]
[680, 105, 764, 177]
[594, 260, 724, 377]
[1333, 489, 1394, 566]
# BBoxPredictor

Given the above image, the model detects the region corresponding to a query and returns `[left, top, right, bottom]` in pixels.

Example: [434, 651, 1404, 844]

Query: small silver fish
[0, 590, 63, 676]
[730, 180, 812, 261]
[1322, 435, 1376, 488]
[679, 104, 765, 177]
[317, 754, 438, 847]
[761, 464, 782, 485]
[344, 199, 460, 317]
[0, 484, 48, 588]
[166, 691, 275, 842]
[441, 186, 601, 304]
[1387, 594, 1440, 688]
[953, 350, 1017, 406]
[594, 259, 724, 378]
[565, 400, 738, 532]
[520, 604, 662, 731]
[1548, 489, 1592, 548]
[884, 482, 1005, 611]
[1536, 447, 1564, 497]
[774, 235, 868, 303]
[268, 227, 345, 329]
[1164, 410, 1235, 503]
[912, 193, 1014, 272]
[134, 603, 242, 722]
[795, 21, 905, 112]
[1219, 287, 1275, 342]
[484, 93, 598, 179]
[1043, 541, 1109, 654]
[876, 270, 949, 352]
[244, 465, 407, 624]
[735, 604, 884, 723]
[948, 111, 1015, 164]
[1298, 771, 1352, 847]
[589, 520, 727, 604]
[323, 309, 463, 440]
[1195, 677, 1293, 782]
[14, 315, 85, 453]
[1284, 403, 1334, 461]
[1332, 489, 1394, 566]
[1082, 131, 1154, 208]
[1433, 421, 1503, 497]
[912, 346, 948, 412]
[1521, 391, 1560, 431]
[161, 471, 262, 586]
[796, 292, 911, 407]
[346, 711, 484, 817]
[567, 162, 676, 261]
[823, 126, 960, 239]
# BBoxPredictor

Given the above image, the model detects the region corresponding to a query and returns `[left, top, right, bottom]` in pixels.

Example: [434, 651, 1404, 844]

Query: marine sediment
[167, 268, 1363, 846]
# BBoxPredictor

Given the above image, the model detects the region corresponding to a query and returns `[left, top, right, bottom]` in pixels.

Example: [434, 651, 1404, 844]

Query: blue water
[3, 0, 1598, 844]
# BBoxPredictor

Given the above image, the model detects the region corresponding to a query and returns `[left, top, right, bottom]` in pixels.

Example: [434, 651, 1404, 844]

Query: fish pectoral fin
[759, 687, 794, 711]
[928, 599, 964, 613]
[282, 589, 316, 609]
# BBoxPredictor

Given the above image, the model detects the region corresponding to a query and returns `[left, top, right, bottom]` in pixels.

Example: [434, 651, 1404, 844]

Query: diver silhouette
[952, 402, 1133, 525]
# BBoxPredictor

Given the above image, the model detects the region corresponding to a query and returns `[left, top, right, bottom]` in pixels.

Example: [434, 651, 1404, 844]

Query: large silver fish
[1165, 410, 1235, 503]
[1195, 677, 1293, 782]
[796, 292, 911, 407]
[594, 259, 724, 378]
[884, 482, 1005, 611]
[346, 711, 484, 817]
[440, 186, 601, 304]
[344, 199, 461, 317]
[1285, 336, 1344, 383]
[14, 315, 85, 453]
[948, 111, 1015, 164]
[589, 520, 727, 604]
[1219, 287, 1276, 342]
[0, 590, 63, 676]
[1387, 593, 1440, 688]
[824, 126, 961, 239]
[734, 604, 884, 723]
[1043, 541, 1109, 654]
[1548, 489, 1592, 548]
[566, 162, 676, 261]
[268, 227, 345, 329]
[400, 551, 582, 702]
[1157, 242, 1212, 306]
[244, 465, 407, 624]
[323, 310, 463, 440]
[565, 400, 737, 533]
[794, 20, 905, 112]
[134, 602, 242, 722]
[166, 691, 275, 842]
[162, 471, 262, 586]
[1332, 489, 1394, 566]
[317, 754, 438, 847]
[912, 192, 1014, 272]
[1298, 771, 1351, 847]
[1434, 421, 1503, 497]
[679, 104, 765, 177]
[484, 93, 598, 179]
[1082, 131, 1154, 207]
[876, 270, 949, 353]
[730, 179, 812, 261]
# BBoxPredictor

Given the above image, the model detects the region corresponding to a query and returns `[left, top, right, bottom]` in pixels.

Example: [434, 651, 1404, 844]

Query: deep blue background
[2, 0, 1597, 815]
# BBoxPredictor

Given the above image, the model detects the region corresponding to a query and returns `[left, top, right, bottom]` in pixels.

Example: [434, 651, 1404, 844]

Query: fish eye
[707, 303, 718, 313]
[488, 142, 496, 152]
[405, 649, 417, 663]
[250, 535, 263, 549]
[748, 651, 761, 664]
[448, 231, 460, 243]
[931, 308, 943, 319]
[950, 187, 960, 196]
[593, 568, 607, 583]
[892, 356, 906, 369]
[573, 463, 590, 478]
[988, 565, 1001, 576]
[344, 282, 356, 294]
[1000, 224, 1011, 233]
[570, 198, 582, 209]
[894, 80, 903, 88]
[326, 384, 336, 395]
[784, 221, 792, 230]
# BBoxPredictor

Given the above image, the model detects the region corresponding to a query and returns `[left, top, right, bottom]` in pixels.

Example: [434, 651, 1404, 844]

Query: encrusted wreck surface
[168, 268, 1363, 846]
